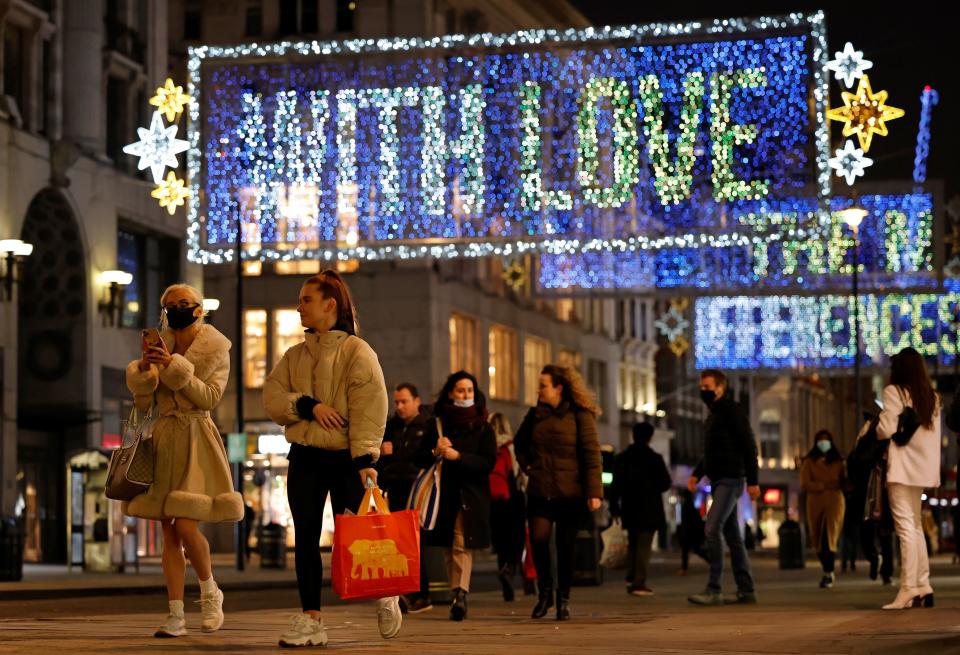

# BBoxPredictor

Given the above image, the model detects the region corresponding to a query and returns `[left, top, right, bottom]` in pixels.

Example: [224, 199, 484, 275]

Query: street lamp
[0, 239, 34, 301]
[98, 270, 133, 327]
[840, 205, 868, 429]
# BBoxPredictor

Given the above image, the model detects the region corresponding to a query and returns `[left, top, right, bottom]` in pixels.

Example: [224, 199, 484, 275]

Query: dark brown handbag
[105, 406, 156, 501]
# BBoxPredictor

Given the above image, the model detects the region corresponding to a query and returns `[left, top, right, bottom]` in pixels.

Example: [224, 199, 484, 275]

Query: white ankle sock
[199, 577, 218, 596]
[169, 600, 185, 617]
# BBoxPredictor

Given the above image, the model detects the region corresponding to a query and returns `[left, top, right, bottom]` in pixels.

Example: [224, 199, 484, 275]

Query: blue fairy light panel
[185, 13, 830, 264]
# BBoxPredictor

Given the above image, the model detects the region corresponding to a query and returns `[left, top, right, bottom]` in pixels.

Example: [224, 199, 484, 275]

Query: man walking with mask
[687, 370, 760, 606]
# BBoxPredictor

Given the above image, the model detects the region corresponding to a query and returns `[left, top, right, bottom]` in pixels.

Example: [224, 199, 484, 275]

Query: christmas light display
[539, 193, 934, 291]
[913, 86, 939, 187]
[829, 140, 873, 186]
[186, 13, 829, 264]
[123, 110, 189, 183]
[826, 42, 872, 89]
[152, 171, 191, 215]
[695, 293, 960, 370]
[150, 78, 192, 122]
[826, 74, 904, 153]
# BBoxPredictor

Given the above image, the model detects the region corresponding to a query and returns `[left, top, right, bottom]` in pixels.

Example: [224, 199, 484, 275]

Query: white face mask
[453, 398, 475, 408]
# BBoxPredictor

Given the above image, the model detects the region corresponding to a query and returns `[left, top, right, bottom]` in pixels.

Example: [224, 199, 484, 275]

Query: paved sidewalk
[3, 555, 960, 653]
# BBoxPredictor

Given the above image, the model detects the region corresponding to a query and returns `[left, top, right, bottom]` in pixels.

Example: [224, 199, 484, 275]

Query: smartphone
[141, 328, 163, 353]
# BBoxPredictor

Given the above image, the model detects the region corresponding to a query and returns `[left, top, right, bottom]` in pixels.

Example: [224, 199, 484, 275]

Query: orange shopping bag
[331, 486, 421, 600]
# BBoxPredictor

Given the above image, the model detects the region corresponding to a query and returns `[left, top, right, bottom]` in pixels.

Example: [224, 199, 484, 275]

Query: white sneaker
[377, 596, 402, 639]
[278, 613, 328, 648]
[199, 589, 225, 632]
[154, 613, 187, 638]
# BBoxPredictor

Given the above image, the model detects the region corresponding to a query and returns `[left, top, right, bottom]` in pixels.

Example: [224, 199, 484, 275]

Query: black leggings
[286, 446, 365, 612]
[528, 496, 583, 593]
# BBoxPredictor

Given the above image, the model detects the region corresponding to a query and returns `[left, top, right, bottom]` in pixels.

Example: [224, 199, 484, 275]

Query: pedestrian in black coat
[414, 371, 497, 622]
[610, 422, 672, 596]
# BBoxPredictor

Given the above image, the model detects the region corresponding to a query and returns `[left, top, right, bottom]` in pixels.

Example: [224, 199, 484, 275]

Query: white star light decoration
[123, 110, 189, 183]
[829, 139, 874, 186]
[655, 306, 690, 342]
[827, 42, 873, 89]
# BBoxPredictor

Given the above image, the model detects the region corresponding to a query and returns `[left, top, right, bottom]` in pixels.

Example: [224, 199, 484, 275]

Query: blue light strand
[913, 86, 939, 187]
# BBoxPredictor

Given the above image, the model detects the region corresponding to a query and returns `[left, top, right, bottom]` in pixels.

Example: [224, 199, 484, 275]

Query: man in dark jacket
[610, 422, 672, 596]
[686, 370, 760, 607]
[378, 383, 430, 512]
[377, 382, 432, 613]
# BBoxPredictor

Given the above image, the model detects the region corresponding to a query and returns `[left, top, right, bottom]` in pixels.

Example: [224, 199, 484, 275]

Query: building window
[618, 364, 635, 411]
[117, 227, 180, 329]
[488, 324, 518, 401]
[557, 349, 581, 372]
[106, 76, 129, 167]
[587, 358, 608, 420]
[3, 25, 26, 122]
[245, 1, 263, 36]
[279, 0, 297, 34]
[336, 0, 355, 33]
[244, 309, 268, 388]
[301, 0, 319, 32]
[449, 313, 479, 375]
[274, 309, 304, 368]
[556, 298, 575, 323]
[275, 260, 320, 275]
[759, 419, 781, 459]
[184, 1, 202, 39]
[523, 335, 551, 406]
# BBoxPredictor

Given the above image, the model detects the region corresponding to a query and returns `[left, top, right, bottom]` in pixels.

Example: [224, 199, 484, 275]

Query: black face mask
[700, 389, 717, 406]
[166, 305, 200, 330]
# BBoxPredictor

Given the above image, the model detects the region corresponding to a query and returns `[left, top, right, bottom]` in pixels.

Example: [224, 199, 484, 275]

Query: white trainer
[199, 588, 225, 632]
[154, 613, 187, 638]
[377, 596, 402, 639]
[278, 613, 328, 648]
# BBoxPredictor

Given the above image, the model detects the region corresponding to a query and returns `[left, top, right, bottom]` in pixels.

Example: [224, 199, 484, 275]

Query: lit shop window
[488, 324, 518, 401]
[244, 309, 267, 388]
[449, 313, 479, 376]
[523, 335, 551, 406]
[274, 309, 305, 368]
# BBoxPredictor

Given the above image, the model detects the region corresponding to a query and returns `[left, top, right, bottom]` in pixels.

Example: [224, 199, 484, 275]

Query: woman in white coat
[876, 346, 941, 609]
[125, 284, 243, 637]
[263, 270, 398, 647]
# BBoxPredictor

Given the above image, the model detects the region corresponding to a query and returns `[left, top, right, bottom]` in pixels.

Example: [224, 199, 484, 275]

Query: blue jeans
[704, 478, 754, 594]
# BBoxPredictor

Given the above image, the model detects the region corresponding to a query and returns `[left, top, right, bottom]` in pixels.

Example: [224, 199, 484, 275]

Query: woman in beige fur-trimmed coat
[125, 283, 242, 639]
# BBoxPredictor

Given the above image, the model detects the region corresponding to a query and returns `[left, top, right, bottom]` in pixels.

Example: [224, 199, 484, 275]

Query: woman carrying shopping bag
[263, 270, 398, 647]
[415, 371, 497, 621]
[514, 364, 603, 621]
[124, 283, 243, 638]
[876, 347, 941, 610]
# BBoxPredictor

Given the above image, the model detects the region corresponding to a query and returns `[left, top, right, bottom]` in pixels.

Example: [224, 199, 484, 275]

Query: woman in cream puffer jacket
[262, 270, 396, 648]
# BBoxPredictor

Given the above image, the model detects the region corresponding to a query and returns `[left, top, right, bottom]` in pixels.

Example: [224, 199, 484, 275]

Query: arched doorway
[16, 188, 89, 564]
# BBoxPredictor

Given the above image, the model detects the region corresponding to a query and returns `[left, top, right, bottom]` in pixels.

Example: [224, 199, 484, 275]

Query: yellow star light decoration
[151, 172, 191, 214]
[149, 78, 191, 122]
[668, 335, 690, 357]
[826, 74, 904, 152]
[502, 260, 528, 291]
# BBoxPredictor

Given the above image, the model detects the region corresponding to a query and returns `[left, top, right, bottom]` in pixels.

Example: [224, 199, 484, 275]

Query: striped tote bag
[407, 419, 444, 530]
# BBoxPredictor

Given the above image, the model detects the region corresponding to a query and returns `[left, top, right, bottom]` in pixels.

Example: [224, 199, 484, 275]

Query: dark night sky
[569, 1, 956, 201]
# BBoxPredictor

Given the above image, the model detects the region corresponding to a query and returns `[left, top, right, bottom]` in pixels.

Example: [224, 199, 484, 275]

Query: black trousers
[286, 446, 365, 612]
[625, 529, 655, 587]
[490, 498, 525, 573]
[528, 496, 583, 593]
[818, 530, 835, 574]
[861, 519, 895, 579]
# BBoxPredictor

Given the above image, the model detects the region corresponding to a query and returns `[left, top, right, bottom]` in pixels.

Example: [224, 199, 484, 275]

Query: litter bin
[572, 510, 604, 586]
[777, 519, 805, 570]
[259, 522, 287, 569]
[0, 516, 24, 581]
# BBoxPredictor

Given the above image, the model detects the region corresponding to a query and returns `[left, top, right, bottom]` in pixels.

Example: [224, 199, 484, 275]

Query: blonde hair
[159, 283, 205, 329]
[489, 412, 513, 438]
[541, 364, 601, 416]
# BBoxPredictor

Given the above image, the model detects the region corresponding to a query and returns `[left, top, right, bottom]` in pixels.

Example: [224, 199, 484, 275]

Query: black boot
[449, 588, 468, 621]
[523, 578, 537, 596]
[556, 589, 570, 621]
[531, 587, 553, 619]
[498, 564, 515, 602]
